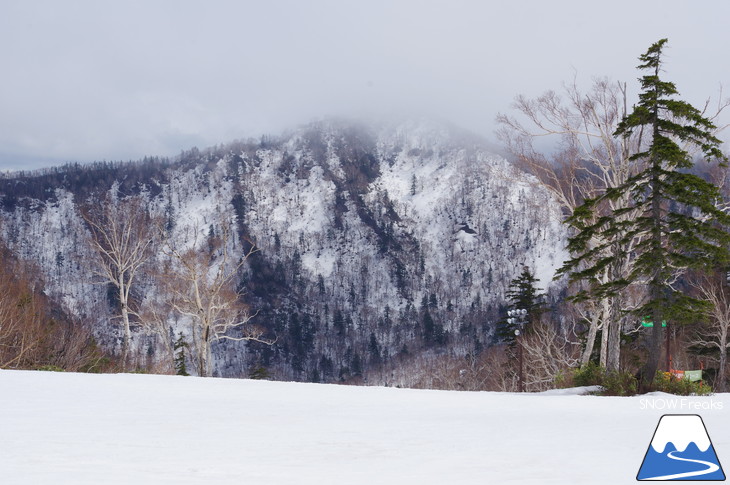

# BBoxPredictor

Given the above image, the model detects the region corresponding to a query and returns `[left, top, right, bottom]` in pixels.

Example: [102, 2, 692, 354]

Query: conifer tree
[560, 39, 730, 383]
[498, 267, 545, 347]
[173, 333, 189, 376]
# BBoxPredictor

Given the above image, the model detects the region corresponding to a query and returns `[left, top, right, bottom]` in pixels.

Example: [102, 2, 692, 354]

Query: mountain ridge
[0, 118, 568, 381]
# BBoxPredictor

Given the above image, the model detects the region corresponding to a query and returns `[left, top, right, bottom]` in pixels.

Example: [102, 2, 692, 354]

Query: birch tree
[691, 274, 730, 392]
[497, 78, 643, 370]
[162, 223, 272, 377]
[83, 193, 155, 370]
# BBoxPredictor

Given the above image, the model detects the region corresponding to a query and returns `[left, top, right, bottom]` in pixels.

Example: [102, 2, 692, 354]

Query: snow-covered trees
[0, 120, 567, 383]
[497, 266, 544, 345]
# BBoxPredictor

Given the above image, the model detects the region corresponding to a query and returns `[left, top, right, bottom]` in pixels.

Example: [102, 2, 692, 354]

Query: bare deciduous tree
[83, 192, 156, 370]
[0, 270, 44, 368]
[690, 274, 730, 392]
[137, 300, 176, 374]
[497, 78, 642, 371]
[0, 242, 106, 371]
[162, 223, 272, 377]
[520, 321, 580, 391]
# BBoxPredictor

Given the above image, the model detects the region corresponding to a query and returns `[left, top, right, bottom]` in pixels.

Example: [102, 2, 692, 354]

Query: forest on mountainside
[0, 120, 569, 387]
[3, 40, 730, 395]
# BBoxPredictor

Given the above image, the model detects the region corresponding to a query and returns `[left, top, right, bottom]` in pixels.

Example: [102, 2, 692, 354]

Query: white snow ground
[1, 370, 727, 484]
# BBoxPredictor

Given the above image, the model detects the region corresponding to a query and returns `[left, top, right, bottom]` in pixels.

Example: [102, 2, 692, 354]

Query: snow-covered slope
[650, 414, 712, 453]
[1, 370, 727, 484]
[0, 119, 569, 380]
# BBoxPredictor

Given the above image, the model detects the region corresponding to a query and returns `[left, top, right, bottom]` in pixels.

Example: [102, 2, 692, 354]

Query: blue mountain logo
[637, 414, 725, 481]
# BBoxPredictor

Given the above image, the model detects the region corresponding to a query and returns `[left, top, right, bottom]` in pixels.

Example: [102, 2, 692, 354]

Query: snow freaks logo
[637, 414, 726, 481]
[639, 398, 724, 411]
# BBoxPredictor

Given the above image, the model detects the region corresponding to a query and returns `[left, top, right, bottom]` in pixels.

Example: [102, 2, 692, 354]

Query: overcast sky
[1, 0, 729, 171]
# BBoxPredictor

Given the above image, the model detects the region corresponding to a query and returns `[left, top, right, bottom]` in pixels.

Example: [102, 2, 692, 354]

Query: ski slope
[0, 370, 727, 484]
[650, 451, 720, 480]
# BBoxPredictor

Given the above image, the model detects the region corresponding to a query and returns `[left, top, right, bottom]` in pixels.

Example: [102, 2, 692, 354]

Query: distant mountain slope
[0, 119, 568, 380]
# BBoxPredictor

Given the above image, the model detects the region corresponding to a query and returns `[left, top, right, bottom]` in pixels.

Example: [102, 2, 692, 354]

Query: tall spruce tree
[559, 39, 730, 384]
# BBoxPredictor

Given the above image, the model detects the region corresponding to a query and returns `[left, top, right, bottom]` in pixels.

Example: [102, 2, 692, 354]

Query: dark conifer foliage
[0, 158, 173, 209]
[558, 39, 730, 382]
[497, 267, 545, 347]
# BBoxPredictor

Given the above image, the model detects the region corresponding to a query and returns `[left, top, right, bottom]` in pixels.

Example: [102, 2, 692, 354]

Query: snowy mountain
[0, 119, 568, 380]
[651, 415, 712, 453]
[638, 414, 725, 480]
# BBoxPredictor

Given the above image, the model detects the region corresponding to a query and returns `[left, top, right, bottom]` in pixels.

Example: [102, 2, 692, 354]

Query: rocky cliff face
[0, 119, 568, 381]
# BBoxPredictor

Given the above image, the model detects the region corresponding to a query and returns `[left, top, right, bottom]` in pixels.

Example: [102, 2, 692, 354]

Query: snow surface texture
[2, 370, 728, 484]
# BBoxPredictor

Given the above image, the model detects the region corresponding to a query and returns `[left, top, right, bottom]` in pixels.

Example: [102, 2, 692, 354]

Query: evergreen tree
[368, 332, 382, 365]
[422, 310, 436, 346]
[173, 333, 189, 376]
[333, 309, 345, 336]
[560, 39, 730, 383]
[421, 294, 446, 347]
[497, 266, 545, 346]
[248, 365, 271, 380]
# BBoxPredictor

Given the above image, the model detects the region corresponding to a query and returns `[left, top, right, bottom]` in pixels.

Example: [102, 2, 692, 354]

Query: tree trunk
[642, 319, 662, 385]
[580, 313, 599, 366]
[605, 308, 621, 372]
[606, 250, 624, 372]
[718, 348, 727, 393]
[599, 299, 610, 368]
[199, 324, 210, 377]
[120, 276, 131, 372]
[718, 323, 728, 392]
[642, 284, 665, 386]
[642, 76, 665, 387]
[205, 339, 212, 377]
[198, 336, 207, 377]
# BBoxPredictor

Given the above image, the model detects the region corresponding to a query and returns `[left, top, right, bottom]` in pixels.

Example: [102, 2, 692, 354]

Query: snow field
[1, 370, 727, 484]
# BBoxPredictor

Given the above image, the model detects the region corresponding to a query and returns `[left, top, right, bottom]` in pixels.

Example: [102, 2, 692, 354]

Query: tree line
[494, 38, 730, 392]
[4, 39, 728, 394]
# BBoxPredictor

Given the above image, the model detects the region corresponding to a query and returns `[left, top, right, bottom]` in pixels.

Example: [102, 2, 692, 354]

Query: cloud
[1, 0, 729, 170]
